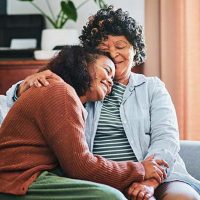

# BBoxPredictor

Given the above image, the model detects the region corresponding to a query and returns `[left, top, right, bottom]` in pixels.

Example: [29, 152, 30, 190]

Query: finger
[132, 187, 142, 200]
[144, 193, 151, 200]
[137, 191, 146, 200]
[152, 171, 162, 184]
[127, 186, 135, 198]
[142, 192, 148, 200]
[145, 155, 154, 161]
[157, 165, 167, 179]
[33, 80, 42, 87]
[163, 170, 167, 179]
[156, 159, 169, 168]
[127, 183, 138, 197]
[29, 80, 38, 87]
[29, 81, 34, 87]
[155, 167, 164, 181]
[38, 77, 49, 86]
[144, 193, 153, 200]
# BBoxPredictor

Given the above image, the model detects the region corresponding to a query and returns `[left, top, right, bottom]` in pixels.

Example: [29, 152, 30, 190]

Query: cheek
[90, 76, 98, 86]
[126, 47, 135, 65]
[90, 79, 101, 93]
[128, 51, 134, 63]
[90, 83, 97, 94]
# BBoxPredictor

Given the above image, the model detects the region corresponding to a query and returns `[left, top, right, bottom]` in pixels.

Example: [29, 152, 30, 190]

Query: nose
[109, 47, 119, 59]
[107, 76, 113, 87]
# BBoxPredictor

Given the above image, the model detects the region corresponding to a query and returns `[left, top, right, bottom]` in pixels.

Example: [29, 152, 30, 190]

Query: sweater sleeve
[38, 82, 145, 192]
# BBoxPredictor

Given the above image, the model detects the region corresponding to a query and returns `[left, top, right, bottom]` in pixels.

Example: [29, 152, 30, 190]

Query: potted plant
[18, 0, 107, 50]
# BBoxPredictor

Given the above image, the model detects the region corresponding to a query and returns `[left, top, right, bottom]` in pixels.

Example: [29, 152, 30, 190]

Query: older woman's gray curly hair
[79, 5, 146, 67]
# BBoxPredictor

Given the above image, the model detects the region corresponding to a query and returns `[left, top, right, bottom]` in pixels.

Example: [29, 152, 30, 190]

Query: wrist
[142, 178, 160, 189]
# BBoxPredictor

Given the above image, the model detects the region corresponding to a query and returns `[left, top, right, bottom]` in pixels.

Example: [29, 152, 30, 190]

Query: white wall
[8, 0, 144, 34]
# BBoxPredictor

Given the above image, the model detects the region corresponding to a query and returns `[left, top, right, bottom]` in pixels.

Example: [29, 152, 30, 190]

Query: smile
[101, 82, 109, 93]
[114, 61, 123, 65]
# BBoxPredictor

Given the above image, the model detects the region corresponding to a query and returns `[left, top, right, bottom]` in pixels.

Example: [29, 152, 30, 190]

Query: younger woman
[0, 46, 166, 200]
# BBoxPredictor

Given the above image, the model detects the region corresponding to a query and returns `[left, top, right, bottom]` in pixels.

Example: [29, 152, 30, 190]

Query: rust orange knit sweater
[0, 80, 145, 195]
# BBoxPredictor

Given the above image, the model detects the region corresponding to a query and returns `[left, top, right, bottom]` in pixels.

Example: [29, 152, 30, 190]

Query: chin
[97, 92, 106, 101]
[89, 93, 105, 102]
[97, 95, 105, 101]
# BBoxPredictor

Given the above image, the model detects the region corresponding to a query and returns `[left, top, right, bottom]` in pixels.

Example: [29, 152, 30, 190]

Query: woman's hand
[17, 70, 63, 97]
[126, 182, 154, 200]
[141, 155, 169, 184]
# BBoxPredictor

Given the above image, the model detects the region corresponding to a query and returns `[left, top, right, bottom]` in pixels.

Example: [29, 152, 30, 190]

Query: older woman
[2, 6, 200, 200]
[80, 6, 200, 199]
[0, 45, 167, 200]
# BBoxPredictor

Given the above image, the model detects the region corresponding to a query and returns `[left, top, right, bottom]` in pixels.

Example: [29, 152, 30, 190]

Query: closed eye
[115, 40, 128, 49]
[104, 67, 114, 80]
[104, 67, 111, 74]
[116, 46, 126, 49]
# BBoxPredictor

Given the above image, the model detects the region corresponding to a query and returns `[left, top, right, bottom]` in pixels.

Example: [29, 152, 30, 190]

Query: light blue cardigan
[1, 73, 200, 193]
[84, 73, 200, 193]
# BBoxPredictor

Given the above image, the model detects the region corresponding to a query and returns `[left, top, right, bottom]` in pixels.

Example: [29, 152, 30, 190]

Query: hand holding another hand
[126, 182, 154, 200]
[141, 155, 169, 184]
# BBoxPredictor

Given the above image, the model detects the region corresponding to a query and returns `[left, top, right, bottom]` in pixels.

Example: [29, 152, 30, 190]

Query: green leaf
[61, 1, 77, 21]
[94, 0, 107, 9]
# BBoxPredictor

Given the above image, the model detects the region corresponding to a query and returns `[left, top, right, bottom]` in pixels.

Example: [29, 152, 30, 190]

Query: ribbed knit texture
[0, 80, 145, 195]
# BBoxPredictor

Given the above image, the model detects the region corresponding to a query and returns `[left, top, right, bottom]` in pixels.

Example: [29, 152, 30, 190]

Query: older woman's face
[86, 55, 115, 101]
[98, 35, 135, 85]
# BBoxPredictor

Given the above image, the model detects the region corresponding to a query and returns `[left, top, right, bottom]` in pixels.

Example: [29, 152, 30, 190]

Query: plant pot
[41, 29, 79, 50]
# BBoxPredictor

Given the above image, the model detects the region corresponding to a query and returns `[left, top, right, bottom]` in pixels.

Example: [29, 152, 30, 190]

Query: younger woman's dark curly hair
[79, 5, 146, 66]
[45, 45, 109, 97]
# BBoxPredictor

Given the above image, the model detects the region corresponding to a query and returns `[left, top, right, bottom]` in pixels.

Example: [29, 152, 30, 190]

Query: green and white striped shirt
[93, 82, 137, 162]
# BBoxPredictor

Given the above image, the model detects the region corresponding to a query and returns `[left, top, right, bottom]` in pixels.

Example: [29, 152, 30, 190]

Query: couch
[180, 140, 200, 180]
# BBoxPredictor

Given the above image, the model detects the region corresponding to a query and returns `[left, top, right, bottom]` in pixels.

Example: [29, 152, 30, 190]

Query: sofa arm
[179, 140, 200, 181]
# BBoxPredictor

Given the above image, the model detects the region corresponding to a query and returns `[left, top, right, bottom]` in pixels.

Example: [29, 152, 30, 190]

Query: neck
[116, 78, 129, 85]
[79, 95, 87, 104]
[115, 73, 130, 85]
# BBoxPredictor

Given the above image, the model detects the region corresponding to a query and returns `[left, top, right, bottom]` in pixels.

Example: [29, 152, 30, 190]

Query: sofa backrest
[179, 140, 200, 181]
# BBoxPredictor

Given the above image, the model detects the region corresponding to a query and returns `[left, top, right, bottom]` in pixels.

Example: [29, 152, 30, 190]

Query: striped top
[93, 82, 137, 162]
